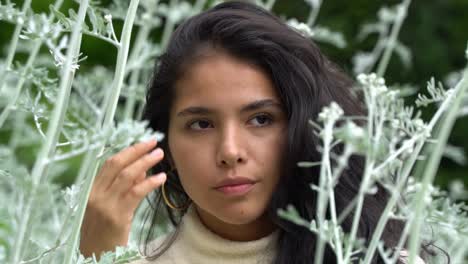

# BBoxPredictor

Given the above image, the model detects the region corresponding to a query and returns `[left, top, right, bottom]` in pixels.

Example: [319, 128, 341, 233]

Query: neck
[194, 205, 277, 241]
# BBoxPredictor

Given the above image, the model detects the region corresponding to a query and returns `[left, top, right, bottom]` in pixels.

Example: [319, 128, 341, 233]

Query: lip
[216, 183, 255, 195]
[214, 177, 257, 196]
[214, 177, 256, 188]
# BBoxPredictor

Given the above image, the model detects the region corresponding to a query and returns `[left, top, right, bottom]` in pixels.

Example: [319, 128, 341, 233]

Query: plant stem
[450, 238, 467, 264]
[0, 0, 32, 93]
[9, 0, 89, 262]
[102, 1, 140, 129]
[265, 0, 276, 11]
[407, 65, 468, 264]
[343, 82, 378, 262]
[362, 139, 423, 263]
[376, 0, 411, 77]
[8, 110, 25, 149]
[136, 99, 146, 120]
[0, 0, 65, 128]
[306, 0, 322, 27]
[123, 24, 151, 120]
[325, 134, 345, 263]
[362, 84, 456, 262]
[193, 0, 207, 13]
[389, 214, 412, 263]
[160, 0, 178, 50]
[327, 172, 344, 263]
[314, 117, 345, 263]
[63, 148, 99, 264]
[0, 41, 39, 128]
[363, 32, 386, 74]
[64, 1, 141, 262]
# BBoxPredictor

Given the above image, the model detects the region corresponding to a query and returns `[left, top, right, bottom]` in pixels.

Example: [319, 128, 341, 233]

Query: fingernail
[152, 173, 166, 182]
[147, 139, 157, 145]
[150, 148, 163, 157]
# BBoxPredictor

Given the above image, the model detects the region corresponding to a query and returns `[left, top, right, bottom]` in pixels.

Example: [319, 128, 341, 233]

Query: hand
[79, 140, 166, 259]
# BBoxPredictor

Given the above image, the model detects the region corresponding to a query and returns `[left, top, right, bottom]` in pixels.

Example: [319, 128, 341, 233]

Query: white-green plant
[0, 0, 467, 263]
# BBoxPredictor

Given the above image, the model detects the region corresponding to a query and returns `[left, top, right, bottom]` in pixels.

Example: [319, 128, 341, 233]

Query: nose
[216, 124, 246, 167]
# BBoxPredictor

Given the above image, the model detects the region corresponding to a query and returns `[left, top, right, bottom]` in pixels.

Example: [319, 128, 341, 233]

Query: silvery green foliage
[0, 0, 163, 262]
[0, 148, 26, 261]
[278, 205, 366, 262]
[2, 37, 34, 55]
[287, 0, 346, 49]
[100, 120, 165, 158]
[287, 18, 314, 38]
[108, 0, 197, 27]
[108, 0, 161, 26]
[19, 13, 62, 42]
[0, 148, 66, 262]
[0, 1, 27, 25]
[9, 62, 58, 100]
[448, 180, 468, 200]
[287, 18, 347, 49]
[444, 69, 463, 88]
[72, 245, 141, 264]
[402, 182, 468, 263]
[49, 3, 120, 46]
[156, 1, 195, 24]
[305, 0, 321, 9]
[49, 119, 164, 164]
[444, 70, 468, 118]
[125, 42, 161, 75]
[443, 144, 466, 166]
[0, 0, 467, 263]
[414, 77, 468, 165]
[310, 25, 347, 49]
[48, 36, 87, 71]
[415, 78, 450, 107]
[352, 2, 412, 74]
[289, 71, 468, 263]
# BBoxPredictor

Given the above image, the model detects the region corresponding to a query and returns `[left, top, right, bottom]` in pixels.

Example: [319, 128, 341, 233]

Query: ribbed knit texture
[132, 205, 279, 264]
[131, 205, 425, 264]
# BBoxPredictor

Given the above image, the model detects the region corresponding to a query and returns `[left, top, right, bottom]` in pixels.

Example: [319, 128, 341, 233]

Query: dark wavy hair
[140, 1, 439, 263]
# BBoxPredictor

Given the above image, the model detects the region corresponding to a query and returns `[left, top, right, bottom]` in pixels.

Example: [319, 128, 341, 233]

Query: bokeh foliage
[1, 0, 467, 190]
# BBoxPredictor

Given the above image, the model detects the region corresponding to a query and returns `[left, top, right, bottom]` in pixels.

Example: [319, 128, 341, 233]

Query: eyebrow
[176, 99, 283, 117]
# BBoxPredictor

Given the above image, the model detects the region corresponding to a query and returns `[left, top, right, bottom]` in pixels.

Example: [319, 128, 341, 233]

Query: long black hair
[141, 1, 438, 263]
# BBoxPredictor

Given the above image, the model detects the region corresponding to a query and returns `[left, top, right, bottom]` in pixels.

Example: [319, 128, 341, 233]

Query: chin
[215, 203, 266, 225]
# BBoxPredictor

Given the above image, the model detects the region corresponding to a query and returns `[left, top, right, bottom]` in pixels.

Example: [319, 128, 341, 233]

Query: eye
[187, 114, 273, 130]
[188, 119, 213, 130]
[249, 114, 273, 127]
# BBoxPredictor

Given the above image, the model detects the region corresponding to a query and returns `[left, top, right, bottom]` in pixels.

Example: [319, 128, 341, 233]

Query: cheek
[256, 128, 287, 163]
[250, 129, 287, 183]
[272, 131, 287, 178]
[168, 133, 213, 187]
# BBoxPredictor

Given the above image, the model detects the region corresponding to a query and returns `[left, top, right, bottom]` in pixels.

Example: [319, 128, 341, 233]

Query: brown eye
[249, 114, 273, 126]
[189, 120, 213, 130]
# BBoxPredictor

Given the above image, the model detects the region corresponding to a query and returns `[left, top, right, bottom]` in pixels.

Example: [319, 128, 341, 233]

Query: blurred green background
[1, 0, 467, 192]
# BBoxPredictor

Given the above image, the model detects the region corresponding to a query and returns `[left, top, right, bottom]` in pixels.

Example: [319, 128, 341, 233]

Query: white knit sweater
[131, 205, 425, 264]
[132, 205, 278, 264]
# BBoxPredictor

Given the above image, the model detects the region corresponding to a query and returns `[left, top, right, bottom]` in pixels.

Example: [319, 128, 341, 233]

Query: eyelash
[186, 113, 274, 131]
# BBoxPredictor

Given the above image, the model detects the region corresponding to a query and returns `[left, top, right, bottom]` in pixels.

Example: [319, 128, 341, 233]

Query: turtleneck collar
[139, 205, 426, 264]
[178, 204, 280, 259]
[140, 204, 280, 264]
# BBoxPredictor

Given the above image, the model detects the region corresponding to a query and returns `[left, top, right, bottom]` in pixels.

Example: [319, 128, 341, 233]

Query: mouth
[213, 176, 257, 196]
[215, 182, 256, 196]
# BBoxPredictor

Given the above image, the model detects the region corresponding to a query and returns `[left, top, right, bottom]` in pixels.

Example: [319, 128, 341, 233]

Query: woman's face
[168, 51, 287, 239]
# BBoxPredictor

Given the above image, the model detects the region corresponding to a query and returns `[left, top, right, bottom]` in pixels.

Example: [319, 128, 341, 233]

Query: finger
[122, 172, 167, 210]
[110, 148, 164, 195]
[96, 140, 158, 190]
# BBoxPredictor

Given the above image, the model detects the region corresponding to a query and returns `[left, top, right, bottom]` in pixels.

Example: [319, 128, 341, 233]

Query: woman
[80, 1, 433, 263]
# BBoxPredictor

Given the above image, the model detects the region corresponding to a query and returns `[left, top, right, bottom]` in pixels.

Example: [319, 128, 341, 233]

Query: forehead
[172, 52, 279, 111]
